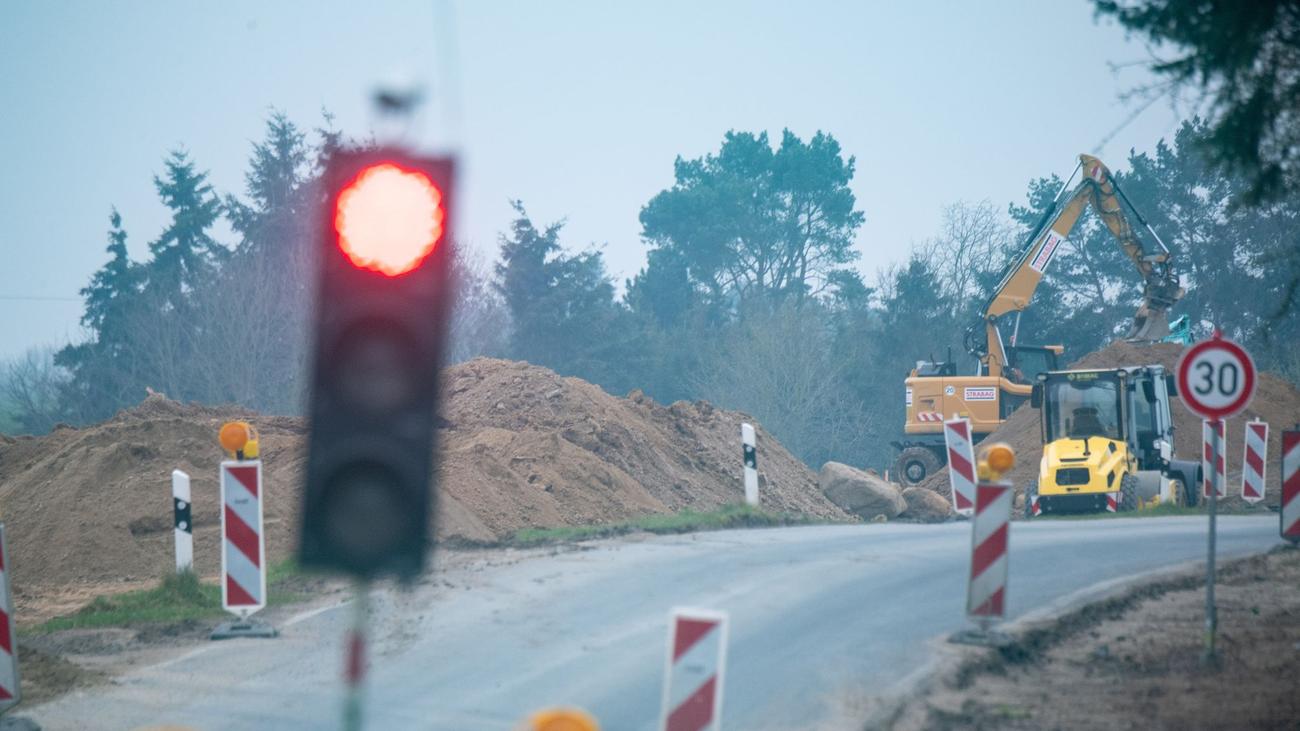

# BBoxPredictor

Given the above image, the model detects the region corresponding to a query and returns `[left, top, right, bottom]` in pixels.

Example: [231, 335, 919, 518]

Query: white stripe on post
[661, 607, 728, 731]
[1241, 421, 1268, 503]
[741, 423, 758, 507]
[172, 469, 193, 573]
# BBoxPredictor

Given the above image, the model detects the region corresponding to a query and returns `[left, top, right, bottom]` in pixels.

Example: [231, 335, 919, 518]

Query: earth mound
[0, 359, 848, 595]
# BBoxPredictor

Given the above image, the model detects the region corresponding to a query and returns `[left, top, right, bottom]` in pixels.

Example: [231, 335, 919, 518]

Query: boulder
[819, 462, 906, 520]
[900, 487, 952, 522]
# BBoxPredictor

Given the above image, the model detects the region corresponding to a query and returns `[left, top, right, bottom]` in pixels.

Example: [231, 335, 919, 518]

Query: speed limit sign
[1177, 334, 1257, 421]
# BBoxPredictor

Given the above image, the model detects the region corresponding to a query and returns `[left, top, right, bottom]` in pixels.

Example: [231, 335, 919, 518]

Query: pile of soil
[919, 341, 1300, 510]
[0, 358, 847, 598]
[888, 547, 1300, 730]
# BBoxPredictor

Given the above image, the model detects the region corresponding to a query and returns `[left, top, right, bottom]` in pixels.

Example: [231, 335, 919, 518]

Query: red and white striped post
[1242, 420, 1268, 503]
[342, 585, 370, 731]
[1282, 428, 1300, 544]
[0, 525, 20, 712]
[661, 608, 728, 731]
[212, 460, 276, 640]
[220, 460, 266, 616]
[943, 417, 976, 516]
[967, 481, 1012, 623]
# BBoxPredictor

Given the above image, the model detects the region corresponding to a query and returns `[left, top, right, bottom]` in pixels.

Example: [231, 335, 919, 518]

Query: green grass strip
[28, 559, 308, 635]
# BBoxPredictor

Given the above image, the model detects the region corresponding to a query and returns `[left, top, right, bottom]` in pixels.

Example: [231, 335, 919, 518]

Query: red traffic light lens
[335, 163, 444, 276]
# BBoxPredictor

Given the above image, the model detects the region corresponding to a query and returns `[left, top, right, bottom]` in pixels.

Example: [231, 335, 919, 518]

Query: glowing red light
[335, 163, 444, 276]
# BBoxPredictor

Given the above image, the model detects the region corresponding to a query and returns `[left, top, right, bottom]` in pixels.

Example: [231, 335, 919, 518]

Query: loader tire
[895, 447, 942, 486]
[1119, 473, 1140, 512]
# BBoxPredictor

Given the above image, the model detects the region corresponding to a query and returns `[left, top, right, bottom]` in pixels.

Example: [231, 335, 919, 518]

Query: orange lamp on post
[219, 421, 260, 460]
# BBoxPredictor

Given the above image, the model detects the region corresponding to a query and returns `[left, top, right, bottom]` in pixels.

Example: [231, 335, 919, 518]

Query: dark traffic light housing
[299, 148, 455, 579]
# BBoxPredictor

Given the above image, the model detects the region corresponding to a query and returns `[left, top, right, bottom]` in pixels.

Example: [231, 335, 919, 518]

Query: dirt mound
[0, 360, 847, 593]
[919, 341, 1300, 510]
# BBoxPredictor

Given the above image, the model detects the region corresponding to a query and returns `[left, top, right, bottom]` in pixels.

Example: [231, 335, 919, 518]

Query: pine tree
[145, 149, 224, 311]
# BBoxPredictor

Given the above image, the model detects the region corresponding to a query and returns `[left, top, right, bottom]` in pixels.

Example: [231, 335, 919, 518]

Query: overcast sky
[0, 1, 1183, 359]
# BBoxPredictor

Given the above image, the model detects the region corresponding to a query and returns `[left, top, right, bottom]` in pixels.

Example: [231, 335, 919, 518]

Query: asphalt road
[28, 516, 1282, 730]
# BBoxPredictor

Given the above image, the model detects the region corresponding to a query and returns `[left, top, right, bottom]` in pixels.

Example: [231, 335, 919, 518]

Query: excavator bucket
[1126, 304, 1171, 341]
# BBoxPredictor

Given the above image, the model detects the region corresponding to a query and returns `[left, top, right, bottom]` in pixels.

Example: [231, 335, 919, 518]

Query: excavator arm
[973, 154, 1183, 379]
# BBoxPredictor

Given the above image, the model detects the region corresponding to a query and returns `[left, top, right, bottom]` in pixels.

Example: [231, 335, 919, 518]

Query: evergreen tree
[144, 149, 224, 311]
[494, 202, 631, 391]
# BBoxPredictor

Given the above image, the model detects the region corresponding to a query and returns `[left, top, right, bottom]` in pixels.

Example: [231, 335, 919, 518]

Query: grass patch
[29, 559, 310, 635]
[509, 503, 816, 547]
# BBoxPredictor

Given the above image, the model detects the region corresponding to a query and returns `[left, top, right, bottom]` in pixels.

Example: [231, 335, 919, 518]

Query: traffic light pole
[343, 582, 371, 731]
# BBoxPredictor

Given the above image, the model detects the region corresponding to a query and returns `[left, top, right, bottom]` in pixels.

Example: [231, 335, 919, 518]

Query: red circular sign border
[1177, 337, 1257, 421]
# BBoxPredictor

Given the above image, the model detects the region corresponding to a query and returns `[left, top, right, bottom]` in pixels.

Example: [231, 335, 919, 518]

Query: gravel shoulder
[882, 543, 1300, 730]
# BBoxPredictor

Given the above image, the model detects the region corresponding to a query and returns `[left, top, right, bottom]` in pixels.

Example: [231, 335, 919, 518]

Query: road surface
[29, 516, 1281, 730]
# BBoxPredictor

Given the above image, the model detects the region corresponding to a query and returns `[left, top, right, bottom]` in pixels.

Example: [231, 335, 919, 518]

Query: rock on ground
[900, 487, 951, 522]
[819, 462, 906, 520]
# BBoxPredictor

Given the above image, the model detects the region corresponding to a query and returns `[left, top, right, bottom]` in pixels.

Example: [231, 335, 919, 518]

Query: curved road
[30, 516, 1281, 730]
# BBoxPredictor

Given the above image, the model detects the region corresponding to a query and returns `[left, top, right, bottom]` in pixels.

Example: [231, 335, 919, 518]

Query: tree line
[3, 115, 1298, 473]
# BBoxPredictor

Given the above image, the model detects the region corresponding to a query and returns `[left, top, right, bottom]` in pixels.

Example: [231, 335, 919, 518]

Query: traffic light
[299, 148, 455, 579]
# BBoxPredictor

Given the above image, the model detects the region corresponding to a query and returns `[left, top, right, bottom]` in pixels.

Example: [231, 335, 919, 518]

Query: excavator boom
[979, 154, 1183, 377]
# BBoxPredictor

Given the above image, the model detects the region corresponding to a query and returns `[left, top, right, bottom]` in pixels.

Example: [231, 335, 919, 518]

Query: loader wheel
[1119, 473, 1140, 512]
[895, 447, 942, 486]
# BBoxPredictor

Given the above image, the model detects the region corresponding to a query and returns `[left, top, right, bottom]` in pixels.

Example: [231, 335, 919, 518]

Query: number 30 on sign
[1177, 334, 1257, 421]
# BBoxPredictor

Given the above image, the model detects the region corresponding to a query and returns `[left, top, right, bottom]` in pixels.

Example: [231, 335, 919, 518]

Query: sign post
[741, 424, 758, 507]
[1177, 333, 1256, 664]
[661, 608, 728, 731]
[172, 469, 193, 573]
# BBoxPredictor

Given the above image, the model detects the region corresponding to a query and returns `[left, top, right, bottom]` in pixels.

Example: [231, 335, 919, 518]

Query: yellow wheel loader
[893, 154, 1184, 485]
[1024, 365, 1200, 516]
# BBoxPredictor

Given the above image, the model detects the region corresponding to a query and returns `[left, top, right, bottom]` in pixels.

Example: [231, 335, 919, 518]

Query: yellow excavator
[892, 154, 1184, 485]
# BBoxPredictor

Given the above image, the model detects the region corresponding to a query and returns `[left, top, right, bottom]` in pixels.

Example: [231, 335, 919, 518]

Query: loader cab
[1037, 370, 1125, 444]
[1031, 366, 1176, 471]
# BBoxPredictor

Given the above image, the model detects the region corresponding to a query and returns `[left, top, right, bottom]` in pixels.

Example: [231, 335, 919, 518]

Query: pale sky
[0, 1, 1183, 359]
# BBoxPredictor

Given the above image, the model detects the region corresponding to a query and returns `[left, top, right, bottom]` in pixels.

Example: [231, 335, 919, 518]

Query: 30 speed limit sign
[1177, 334, 1256, 421]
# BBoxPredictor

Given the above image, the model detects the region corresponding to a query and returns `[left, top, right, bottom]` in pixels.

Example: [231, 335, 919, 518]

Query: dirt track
[888, 544, 1300, 730]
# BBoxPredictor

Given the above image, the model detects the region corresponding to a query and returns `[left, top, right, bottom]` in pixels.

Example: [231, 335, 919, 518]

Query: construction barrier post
[172, 469, 193, 573]
[1282, 428, 1300, 544]
[1241, 420, 1268, 503]
[661, 607, 728, 731]
[0, 525, 20, 712]
[949, 480, 1013, 647]
[741, 423, 758, 507]
[211, 459, 276, 640]
[1202, 419, 1225, 663]
[942, 418, 976, 516]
